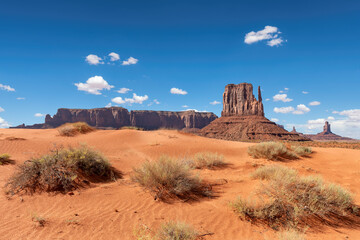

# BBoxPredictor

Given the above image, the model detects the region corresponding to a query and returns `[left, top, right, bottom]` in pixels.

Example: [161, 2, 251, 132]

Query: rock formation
[12, 107, 218, 130]
[304, 121, 355, 141]
[199, 83, 310, 141]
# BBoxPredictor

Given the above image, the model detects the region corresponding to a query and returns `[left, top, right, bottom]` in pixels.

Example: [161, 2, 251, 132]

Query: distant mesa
[302, 121, 355, 141]
[12, 107, 218, 131]
[199, 83, 310, 141]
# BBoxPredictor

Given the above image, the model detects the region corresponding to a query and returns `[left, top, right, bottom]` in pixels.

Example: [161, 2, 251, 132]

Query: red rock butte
[304, 121, 355, 141]
[199, 82, 310, 141]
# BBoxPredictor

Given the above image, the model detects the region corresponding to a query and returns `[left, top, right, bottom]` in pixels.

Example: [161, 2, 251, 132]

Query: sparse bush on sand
[231, 165, 355, 229]
[0, 153, 12, 165]
[190, 152, 226, 169]
[31, 213, 46, 227]
[58, 122, 95, 136]
[121, 126, 144, 131]
[132, 155, 212, 201]
[134, 221, 198, 240]
[248, 142, 298, 160]
[290, 145, 312, 157]
[6, 145, 118, 195]
[277, 229, 306, 240]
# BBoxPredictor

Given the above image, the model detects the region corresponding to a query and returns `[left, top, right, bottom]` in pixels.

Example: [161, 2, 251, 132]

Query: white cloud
[284, 88, 289, 91]
[34, 113, 45, 117]
[105, 103, 112, 108]
[302, 91, 309, 94]
[85, 54, 103, 65]
[309, 101, 321, 106]
[170, 87, 188, 95]
[279, 90, 284, 93]
[244, 26, 285, 47]
[271, 118, 279, 122]
[273, 94, 293, 102]
[122, 56, 138, 65]
[108, 52, 120, 61]
[0, 107, 4, 112]
[336, 109, 360, 121]
[75, 76, 114, 95]
[185, 109, 208, 112]
[182, 105, 189, 108]
[112, 93, 149, 105]
[293, 104, 310, 115]
[210, 100, 221, 105]
[0, 84, 15, 92]
[154, 99, 160, 104]
[0, 117, 10, 128]
[265, 98, 270, 101]
[117, 88, 132, 94]
[267, 38, 284, 47]
[17, 97, 25, 100]
[328, 116, 335, 120]
[274, 106, 294, 114]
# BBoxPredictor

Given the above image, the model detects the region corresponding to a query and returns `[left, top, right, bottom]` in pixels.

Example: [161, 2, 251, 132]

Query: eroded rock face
[221, 83, 264, 117]
[13, 107, 218, 130]
[323, 121, 331, 134]
[304, 121, 355, 141]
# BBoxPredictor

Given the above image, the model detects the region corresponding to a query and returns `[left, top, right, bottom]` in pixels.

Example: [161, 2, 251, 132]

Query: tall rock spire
[258, 86, 262, 102]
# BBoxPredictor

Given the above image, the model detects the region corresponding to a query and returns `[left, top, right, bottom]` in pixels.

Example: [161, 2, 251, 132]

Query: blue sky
[0, 0, 359, 138]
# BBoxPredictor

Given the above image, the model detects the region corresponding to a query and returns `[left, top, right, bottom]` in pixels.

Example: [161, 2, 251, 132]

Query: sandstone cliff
[304, 121, 355, 141]
[13, 107, 217, 130]
[199, 83, 309, 141]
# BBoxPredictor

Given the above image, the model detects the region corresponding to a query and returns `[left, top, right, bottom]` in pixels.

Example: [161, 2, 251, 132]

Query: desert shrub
[190, 152, 226, 169]
[277, 229, 305, 240]
[0, 153, 12, 165]
[248, 142, 298, 161]
[58, 122, 94, 136]
[32, 213, 46, 227]
[231, 165, 355, 229]
[251, 165, 297, 180]
[6, 145, 117, 195]
[134, 221, 198, 240]
[121, 126, 144, 131]
[132, 155, 211, 201]
[291, 146, 312, 157]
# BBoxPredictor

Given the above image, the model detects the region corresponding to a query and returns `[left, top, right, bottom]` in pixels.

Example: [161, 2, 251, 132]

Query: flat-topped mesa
[323, 121, 332, 134]
[221, 83, 264, 117]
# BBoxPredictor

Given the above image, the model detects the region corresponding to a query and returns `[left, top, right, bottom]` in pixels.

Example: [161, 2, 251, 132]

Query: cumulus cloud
[210, 100, 221, 105]
[309, 101, 320, 106]
[105, 103, 112, 108]
[271, 118, 279, 122]
[75, 76, 114, 95]
[185, 109, 208, 112]
[265, 98, 270, 101]
[182, 105, 189, 108]
[0, 84, 15, 92]
[0, 117, 10, 128]
[292, 104, 311, 115]
[112, 93, 148, 105]
[274, 106, 295, 114]
[34, 113, 45, 117]
[117, 88, 132, 94]
[17, 97, 25, 100]
[273, 94, 293, 102]
[284, 88, 289, 91]
[244, 26, 284, 47]
[122, 57, 138, 65]
[154, 99, 160, 104]
[108, 52, 120, 61]
[170, 88, 188, 95]
[302, 91, 309, 94]
[85, 54, 103, 65]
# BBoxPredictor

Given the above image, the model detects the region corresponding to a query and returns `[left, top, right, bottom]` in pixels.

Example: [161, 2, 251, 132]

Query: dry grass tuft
[231, 165, 355, 229]
[32, 213, 46, 227]
[248, 142, 298, 161]
[132, 155, 212, 201]
[277, 229, 306, 240]
[291, 146, 312, 157]
[134, 221, 198, 240]
[190, 152, 226, 169]
[6, 145, 119, 195]
[58, 122, 95, 136]
[0, 153, 14, 165]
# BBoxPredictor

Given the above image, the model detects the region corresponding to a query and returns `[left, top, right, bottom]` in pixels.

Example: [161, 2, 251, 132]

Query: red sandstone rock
[304, 121, 354, 141]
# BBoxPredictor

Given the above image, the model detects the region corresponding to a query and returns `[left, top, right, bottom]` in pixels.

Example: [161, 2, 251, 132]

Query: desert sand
[0, 129, 359, 240]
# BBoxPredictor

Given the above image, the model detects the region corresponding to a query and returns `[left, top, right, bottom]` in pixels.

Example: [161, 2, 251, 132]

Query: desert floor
[0, 129, 359, 240]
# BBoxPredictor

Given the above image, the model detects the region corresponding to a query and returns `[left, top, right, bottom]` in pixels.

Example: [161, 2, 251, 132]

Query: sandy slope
[0, 129, 359, 240]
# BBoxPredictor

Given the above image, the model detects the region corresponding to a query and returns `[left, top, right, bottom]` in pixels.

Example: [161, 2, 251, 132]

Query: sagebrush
[248, 142, 298, 161]
[58, 122, 95, 136]
[0, 153, 12, 165]
[190, 152, 226, 169]
[6, 145, 118, 195]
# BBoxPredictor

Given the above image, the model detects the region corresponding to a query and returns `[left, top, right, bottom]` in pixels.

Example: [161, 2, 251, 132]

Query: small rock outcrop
[304, 121, 354, 141]
[199, 83, 310, 141]
[12, 107, 217, 130]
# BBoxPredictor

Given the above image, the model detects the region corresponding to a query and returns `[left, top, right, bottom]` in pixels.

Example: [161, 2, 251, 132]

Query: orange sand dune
[0, 129, 360, 240]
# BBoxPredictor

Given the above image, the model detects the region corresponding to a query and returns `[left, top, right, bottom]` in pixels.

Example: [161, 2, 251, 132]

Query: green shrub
[132, 155, 211, 201]
[248, 142, 298, 161]
[6, 145, 118, 195]
[190, 152, 226, 169]
[0, 153, 12, 165]
[58, 122, 95, 136]
[291, 146, 312, 157]
[231, 165, 355, 229]
[134, 221, 198, 240]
